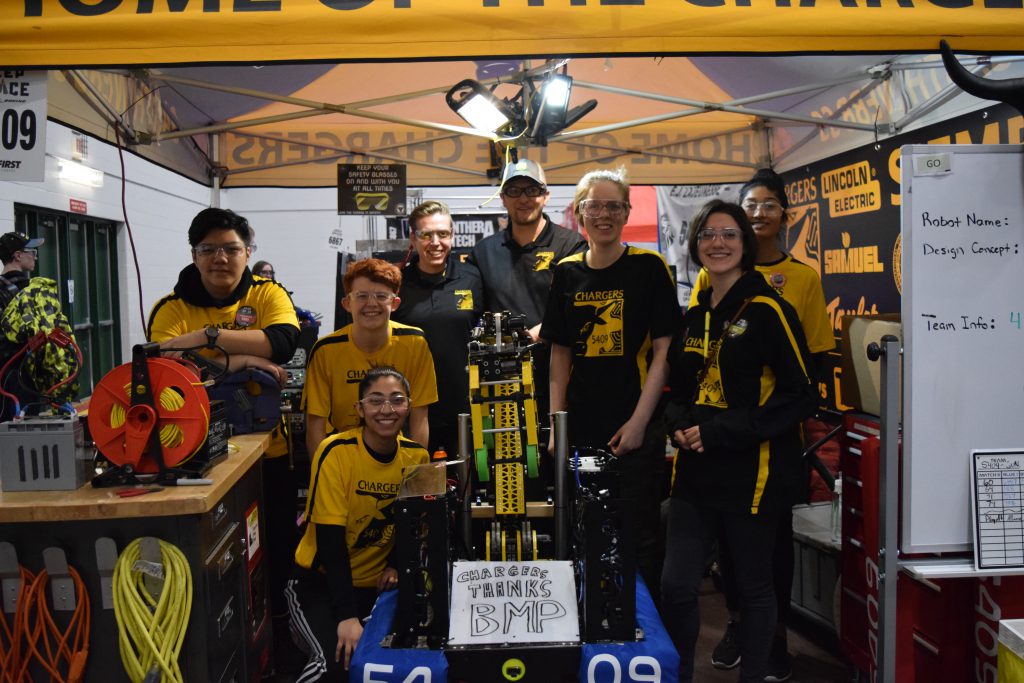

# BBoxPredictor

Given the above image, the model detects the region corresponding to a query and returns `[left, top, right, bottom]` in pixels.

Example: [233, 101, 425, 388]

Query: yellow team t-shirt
[689, 255, 834, 354]
[301, 320, 438, 436]
[148, 277, 298, 346]
[147, 276, 299, 457]
[294, 429, 430, 586]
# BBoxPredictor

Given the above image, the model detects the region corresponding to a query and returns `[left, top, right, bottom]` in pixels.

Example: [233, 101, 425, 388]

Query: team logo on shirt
[573, 291, 623, 357]
[235, 305, 257, 327]
[697, 345, 727, 408]
[454, 289, 474, 311]
[352, 482, 399, 550]
[533, 252, 555, 271]
[726, 318, 749, 338]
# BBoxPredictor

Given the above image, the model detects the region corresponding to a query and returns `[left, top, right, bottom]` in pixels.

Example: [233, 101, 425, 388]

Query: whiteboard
[902, 144, 1024, 553]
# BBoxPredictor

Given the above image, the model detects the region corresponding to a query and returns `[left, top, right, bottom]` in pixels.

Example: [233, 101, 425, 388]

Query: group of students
[144, 158, 830, 683]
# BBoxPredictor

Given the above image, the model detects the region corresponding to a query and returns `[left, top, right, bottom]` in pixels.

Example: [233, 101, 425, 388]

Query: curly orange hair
[343, 257, 402, 294]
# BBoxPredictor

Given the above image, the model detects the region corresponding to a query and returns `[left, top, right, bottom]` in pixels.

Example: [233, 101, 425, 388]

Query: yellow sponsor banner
[786, 203, 822, 277]
[824, 243, 885, 274]
[821, 160, 881, 217]
[825, 180, 882, 217]
[3, 1, 1024, 67]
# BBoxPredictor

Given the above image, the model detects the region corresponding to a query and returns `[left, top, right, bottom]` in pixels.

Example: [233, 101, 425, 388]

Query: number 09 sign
[1, 71, 46, 182]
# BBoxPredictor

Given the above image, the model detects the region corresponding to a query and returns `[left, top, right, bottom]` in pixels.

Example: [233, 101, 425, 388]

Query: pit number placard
[1, 71, 46, 182]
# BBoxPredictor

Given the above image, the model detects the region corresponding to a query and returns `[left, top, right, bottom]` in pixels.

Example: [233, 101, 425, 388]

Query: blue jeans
[660, 497, 779, 683]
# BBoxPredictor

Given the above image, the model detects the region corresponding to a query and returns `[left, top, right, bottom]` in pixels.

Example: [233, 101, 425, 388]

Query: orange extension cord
[0, 566, 34, 683]
[0, 565, 91, 683]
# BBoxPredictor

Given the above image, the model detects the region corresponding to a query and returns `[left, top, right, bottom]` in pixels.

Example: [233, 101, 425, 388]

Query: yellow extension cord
[112, 538, 193, 683]
[110, 383, 188, 449]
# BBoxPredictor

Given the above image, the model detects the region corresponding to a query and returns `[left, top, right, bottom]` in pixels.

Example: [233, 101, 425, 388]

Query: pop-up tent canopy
[3, 2, 1023, 187]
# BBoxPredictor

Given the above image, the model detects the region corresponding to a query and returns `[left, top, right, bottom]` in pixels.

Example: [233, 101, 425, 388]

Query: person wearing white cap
[468, 159, 585, 428]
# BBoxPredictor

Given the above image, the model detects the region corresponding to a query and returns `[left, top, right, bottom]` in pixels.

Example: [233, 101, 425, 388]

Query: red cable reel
[88, 358, 210, 473]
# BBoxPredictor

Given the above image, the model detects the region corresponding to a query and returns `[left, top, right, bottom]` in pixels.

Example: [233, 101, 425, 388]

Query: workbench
[0, 432, 272, 682]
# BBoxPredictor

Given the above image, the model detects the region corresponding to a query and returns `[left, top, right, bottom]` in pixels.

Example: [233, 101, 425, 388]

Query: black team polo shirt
[469, 214, 586, 330]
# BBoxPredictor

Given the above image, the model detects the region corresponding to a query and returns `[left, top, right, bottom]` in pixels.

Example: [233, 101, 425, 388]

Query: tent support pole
[63, 70, 140, 142]
[578, 72, 867, 108]
[892, 64, 993, 133]
[565, 80, 876, 140]
[153, 103, 487, 142]
[210, 134, 221, 208]
[772, 76, 889, 166]
[146, 72, 490, 142]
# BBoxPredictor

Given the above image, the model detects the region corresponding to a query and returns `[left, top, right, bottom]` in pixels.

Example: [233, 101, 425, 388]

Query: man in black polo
[469, 159, 585, 426]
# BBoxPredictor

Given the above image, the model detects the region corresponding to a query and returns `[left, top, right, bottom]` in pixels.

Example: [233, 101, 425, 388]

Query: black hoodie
[664, 270, 817, 514]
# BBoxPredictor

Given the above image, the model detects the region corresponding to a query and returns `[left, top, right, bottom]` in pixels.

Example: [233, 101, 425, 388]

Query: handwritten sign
[447, 561, 579, 646]
[972, 450, 1024, 570]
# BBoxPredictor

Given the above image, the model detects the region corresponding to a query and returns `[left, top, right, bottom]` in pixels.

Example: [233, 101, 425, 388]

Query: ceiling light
[445, 65, 596, 147]
[446, 79, 516, 134]
[528, 74, 597, 145]
[542, 74, 572, 109]
[57, 158, 104, 187]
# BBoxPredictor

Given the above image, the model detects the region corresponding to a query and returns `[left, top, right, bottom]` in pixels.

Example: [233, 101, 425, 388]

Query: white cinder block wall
[219, 187, 360, 332]
[0, 122, 582, 364]
[0, 121, 212, 362]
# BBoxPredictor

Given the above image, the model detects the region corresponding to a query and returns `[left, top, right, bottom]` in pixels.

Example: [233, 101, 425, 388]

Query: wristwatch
[204, 326, 220, 348]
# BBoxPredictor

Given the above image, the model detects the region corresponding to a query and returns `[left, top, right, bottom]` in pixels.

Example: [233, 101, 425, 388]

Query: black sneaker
[764, 639, 793, 682]
[710, 620, 741, 669]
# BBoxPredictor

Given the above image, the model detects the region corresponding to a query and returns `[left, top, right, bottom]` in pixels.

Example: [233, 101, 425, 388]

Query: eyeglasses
[579, 200, 630, 219]
[414, 229, 453, 242]
[741, 201, 784, 215]
[349, 291, 396, 305]
[19, 249, 37, 258]
[359, 393, 409, 410]
[194, 243, 248, 258]
[697, 229, 742, 243]
[256, 270, 275, 278]
[502, 185, 546, 198]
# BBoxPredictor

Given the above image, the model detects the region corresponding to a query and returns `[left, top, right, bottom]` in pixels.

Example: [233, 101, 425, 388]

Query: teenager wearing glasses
[0, 231, 44, 312]
[0, 231, 43, 285]
[661, 200, 817, 683]
[688, 169, 833, 681]
[147, 207, 300, 661]
[147, 208, 298, 380]
[541, 167, 681, 598]
[289, 366, 429, 682]
[688, 169, 832, 370]
[391, 200, 482, 458]
[252, 260, 276, 280]
[468, 160, 585, 428]
[302, 258, 437, 457]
